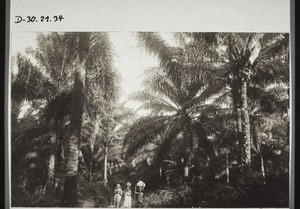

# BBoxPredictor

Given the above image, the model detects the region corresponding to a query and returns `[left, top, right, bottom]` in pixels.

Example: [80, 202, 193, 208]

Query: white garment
[123, 190, 132, 208]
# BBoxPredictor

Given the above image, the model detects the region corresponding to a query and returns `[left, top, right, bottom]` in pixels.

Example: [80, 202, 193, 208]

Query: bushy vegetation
[11, 32, 290, 207]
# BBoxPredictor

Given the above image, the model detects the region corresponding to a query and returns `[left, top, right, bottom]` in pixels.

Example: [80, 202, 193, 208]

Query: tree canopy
[11, 32, 290, 208]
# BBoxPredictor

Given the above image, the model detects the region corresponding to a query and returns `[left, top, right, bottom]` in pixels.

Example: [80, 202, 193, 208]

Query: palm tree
[100, 104, 135, 182]
[134, 32, 289, 185]
[11, 32, 121, 206]
[184, 33, 289, 175]
[122, 32, 229, 178]
[60, 32, 91, 206]
[247, 81, 289, 180]
[80, 103, 135, 183]
[124, 60, 227, 179]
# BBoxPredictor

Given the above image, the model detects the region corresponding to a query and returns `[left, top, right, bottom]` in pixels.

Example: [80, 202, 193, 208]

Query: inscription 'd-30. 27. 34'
[14, 15, 64, 23]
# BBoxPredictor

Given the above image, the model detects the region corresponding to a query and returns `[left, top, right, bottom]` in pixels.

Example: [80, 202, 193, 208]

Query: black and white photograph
[7, 0, 293, 208]
[9, 32, 290, 208]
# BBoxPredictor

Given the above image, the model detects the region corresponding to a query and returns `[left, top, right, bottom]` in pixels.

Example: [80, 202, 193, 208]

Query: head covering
[127, 182, 131, 187]
[116, 184, 121, 189]
[136, 180, 145, 188]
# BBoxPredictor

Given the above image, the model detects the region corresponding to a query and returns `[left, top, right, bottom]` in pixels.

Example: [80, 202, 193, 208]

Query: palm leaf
[151, 120, 181, 166]
[85, 33, 120, 120]
[259, 33, 289, 59]
[41, 92, 72, 123]
[12, 125, 52, 150]
[182, 79, 227, 111]
[253, 59, 289, 85]
[145, 72, 179, 100]
[136, 32, 174, 66]
[124, 115, 173, 157]
[138, 101, 178, 115]
[12, 54, 56, 103]
[247, 85, 289, 114]
[131, 90, 178, 110]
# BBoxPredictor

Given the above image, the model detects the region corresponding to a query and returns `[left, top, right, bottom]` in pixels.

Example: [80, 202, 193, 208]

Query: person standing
[123, 182, 132, 208]
[113, 184, 122, 208]
[135, 180, 146, 207]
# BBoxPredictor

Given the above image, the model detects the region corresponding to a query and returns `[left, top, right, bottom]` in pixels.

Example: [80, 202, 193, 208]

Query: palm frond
[85, 32, 120, 119]
[34, 32, 78, 88]
[131, 90, 178, 110]
[138, 101, 178, 115]
[144, 74, 181, 105]
[259, 33, 289, 59]
[124, 115, 173, 157]
[88, 33, 119, 83]
[12, 54, 56, 103]
[41, 92, 72, 123]
[182, 79, 226, 111]
[253, 59, 289, 85]
[12, 125, 52, 150]
[112, 106, 136, 123]
[210, 90, 232, 107]
[151, 120, 181, 166]
[247, 85, 289, 114]
[136, 32, 174, 66]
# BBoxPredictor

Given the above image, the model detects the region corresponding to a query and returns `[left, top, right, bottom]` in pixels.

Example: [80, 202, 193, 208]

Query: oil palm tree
[124, 60, 228, 178]
[134, 32, 289, 183]
[80, 103, 135, 183]
[182, 33, 289, 174]
[11, 32, 120, 207]
[60, 32, 91, 207]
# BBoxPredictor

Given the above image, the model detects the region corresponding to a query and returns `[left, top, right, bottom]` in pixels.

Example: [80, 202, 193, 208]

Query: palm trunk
[53, 122, 63, 188]
[48, 155, 55, 176]
[231, 79, 243, 167]
[232, 75, 251, 183]
[252, 118, 265, 180]
[183, 117, 193, 179]
[226, 149, 230, 184]
[159, 166, 163, 187]
[53, 143, 62, 187]
[260, 154, 266, 180]
[240, 80, 251, 170]
[61, 32, 90, 207]
[47, 154, 55, 192]
[236, 107, 243, 165]
[183, 156, 191, 179]
[88, 161, 92, 182]
[103, 141, 108, 184]
[184, 165, 189, 177]
[61, 126, 80, 206]
[252, 119, 259, 152]
[88, 142, 95, 182]
[239, 34, 262, 174]
[159, 166, 162, 178]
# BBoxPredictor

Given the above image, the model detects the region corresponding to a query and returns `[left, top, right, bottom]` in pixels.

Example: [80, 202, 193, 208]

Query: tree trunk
[184, 165, 189, 177]
[53, 122, 63, 188]
[53, 143, 62, 187]
[48, 154, 55, 183]
[61, 32, 90, 207]
[103, 141, 108, 184]
[240, 80, 251, 171]
[260, 153, 266, 180]
[226, 150, 230, 184]
[236, 107, 243, 165]
[232, 74, 251, 183]
[239, 33, 262, 174]
[159, 166, 162, 178]
[252, 119, 259, 152]
[183, 119, 193, 179]
[231, 79, 243, 167]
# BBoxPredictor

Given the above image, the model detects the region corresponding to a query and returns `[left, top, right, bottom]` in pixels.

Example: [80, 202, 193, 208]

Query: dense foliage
[11, 32, 290, 207]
